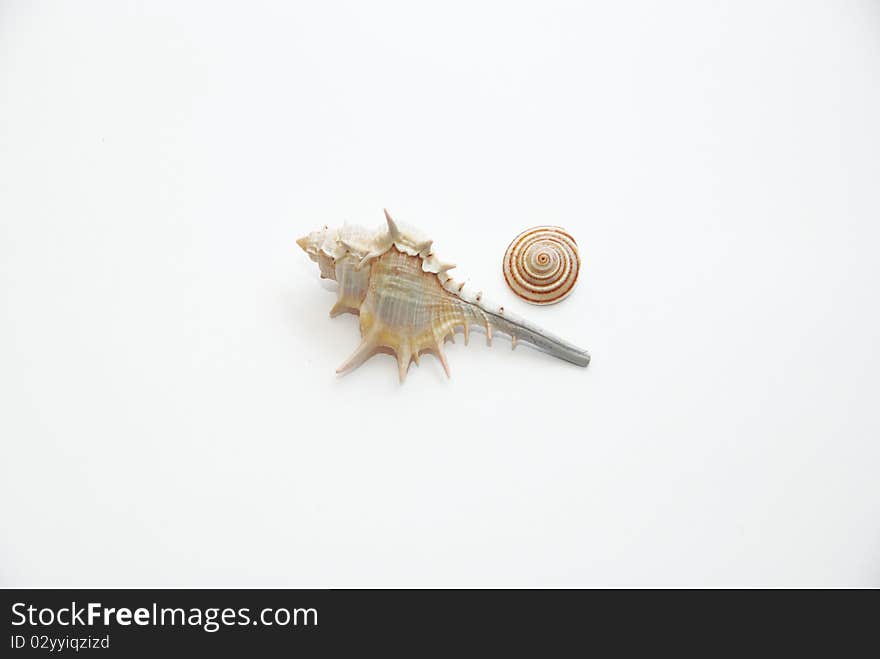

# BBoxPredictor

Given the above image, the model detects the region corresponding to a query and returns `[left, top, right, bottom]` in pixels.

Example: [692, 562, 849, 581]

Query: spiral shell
[502, 226, 580, 305]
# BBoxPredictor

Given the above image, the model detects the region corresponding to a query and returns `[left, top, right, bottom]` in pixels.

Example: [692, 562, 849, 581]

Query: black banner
[1, 588, 872, 655]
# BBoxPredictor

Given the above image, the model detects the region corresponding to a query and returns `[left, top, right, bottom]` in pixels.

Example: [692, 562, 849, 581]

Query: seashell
[502, 226, 580, 305]
[297, 210, 590, 382]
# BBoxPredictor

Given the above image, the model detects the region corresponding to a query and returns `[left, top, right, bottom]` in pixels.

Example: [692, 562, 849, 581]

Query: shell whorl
[502, 226, 580, 305]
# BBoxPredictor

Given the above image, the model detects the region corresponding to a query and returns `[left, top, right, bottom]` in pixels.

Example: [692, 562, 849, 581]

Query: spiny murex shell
[297, 210, 590, 382]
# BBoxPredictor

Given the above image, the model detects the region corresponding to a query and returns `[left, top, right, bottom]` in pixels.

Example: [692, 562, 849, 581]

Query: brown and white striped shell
[502, 226, 580, 305]
[297, 210, 590, 382]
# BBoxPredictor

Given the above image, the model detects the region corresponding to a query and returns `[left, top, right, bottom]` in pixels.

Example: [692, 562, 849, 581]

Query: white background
[1, 1, 879, 587]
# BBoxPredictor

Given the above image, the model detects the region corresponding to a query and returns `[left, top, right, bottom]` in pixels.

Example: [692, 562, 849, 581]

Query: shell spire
[503, 226, 580, 305]
[297, 209, 590, 381]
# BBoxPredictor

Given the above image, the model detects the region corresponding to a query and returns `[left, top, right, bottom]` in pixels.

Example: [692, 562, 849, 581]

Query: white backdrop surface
[1, 1, 879, 586]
